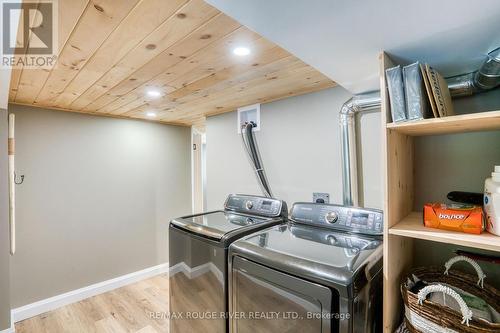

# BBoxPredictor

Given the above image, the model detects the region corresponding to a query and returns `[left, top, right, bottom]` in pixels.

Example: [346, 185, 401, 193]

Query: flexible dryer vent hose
[241, 122, 273, 198]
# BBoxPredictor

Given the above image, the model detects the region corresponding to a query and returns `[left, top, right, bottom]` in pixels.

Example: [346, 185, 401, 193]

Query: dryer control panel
[290, 202, 383, 236]
[224, 194, 287, 218]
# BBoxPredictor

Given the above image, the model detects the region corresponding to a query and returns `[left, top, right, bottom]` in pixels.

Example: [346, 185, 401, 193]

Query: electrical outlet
[313, 193, 330, 204]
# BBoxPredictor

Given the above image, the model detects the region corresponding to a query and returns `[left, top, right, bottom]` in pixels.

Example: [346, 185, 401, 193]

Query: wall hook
[14, 172, 24, 185]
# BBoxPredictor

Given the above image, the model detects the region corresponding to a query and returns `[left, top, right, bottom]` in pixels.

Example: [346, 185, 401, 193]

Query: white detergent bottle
[484, 165, 500, 236]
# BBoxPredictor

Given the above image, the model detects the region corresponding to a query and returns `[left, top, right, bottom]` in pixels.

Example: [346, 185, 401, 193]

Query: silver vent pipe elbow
[447, 72, 478, 97]
[340, 91, 381, 206]
[448, 47, 500, 97]
[475, 47, 500, 90]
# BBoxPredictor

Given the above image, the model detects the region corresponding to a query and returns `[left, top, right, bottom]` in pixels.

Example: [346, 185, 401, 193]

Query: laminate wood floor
[15, 274, 170, 333]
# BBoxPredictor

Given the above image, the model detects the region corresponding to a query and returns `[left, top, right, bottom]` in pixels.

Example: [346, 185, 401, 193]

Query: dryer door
[230, 256, 337, 333]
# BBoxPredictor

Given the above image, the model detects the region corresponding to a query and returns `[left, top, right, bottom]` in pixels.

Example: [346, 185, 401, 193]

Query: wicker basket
[401, 256, 500, 333]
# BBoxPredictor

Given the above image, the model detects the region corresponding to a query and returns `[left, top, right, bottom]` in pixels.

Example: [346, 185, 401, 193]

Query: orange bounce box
[423, 203, 484, 234]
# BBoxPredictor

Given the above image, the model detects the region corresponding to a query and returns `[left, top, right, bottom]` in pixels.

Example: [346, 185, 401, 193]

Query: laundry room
[1, 0, 500, 333]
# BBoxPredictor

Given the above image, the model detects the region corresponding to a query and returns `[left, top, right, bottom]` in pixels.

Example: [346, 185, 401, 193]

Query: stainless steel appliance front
[169, 226, 225, 333]
[230, 256, 335, 333]
[168, 194, 287, 333]
[228, 202, 383, 333]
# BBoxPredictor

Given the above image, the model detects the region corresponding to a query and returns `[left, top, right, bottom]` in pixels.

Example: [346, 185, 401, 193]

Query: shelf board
[386, 110, 500, 136]
[389, 212, 500, 252]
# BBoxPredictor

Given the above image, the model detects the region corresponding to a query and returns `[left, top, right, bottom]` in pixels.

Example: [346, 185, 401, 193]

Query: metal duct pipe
[241, 122, 273, 198]
[448, 47, 500, 97]
[447, 72, 477, 97]
[340, 91, 381, 206]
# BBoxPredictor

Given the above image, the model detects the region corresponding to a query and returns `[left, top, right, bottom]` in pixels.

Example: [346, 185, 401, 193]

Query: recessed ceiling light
[146, 89, 162, 98]
[233, 47, 251, 56]
[146, 112, 157, 118]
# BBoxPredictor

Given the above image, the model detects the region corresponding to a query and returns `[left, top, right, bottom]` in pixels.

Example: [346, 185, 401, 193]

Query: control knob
[325, 211, 338, 224]
[245, 201, 254, 210]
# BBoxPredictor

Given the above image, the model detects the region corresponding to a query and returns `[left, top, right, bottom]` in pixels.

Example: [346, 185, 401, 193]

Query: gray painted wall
[9, 105, 192, 308]
[0, 109, 11, 330]
[206, 86, 383, 210]
[414, 131, 500, 209]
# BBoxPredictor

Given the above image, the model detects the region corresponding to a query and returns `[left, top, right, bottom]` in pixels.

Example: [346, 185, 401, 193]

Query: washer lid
[230, 223, 382, 287]
[171, 211, 271, 241]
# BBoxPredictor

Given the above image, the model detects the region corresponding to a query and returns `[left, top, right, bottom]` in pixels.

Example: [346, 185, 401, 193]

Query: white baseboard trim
[11, 263, 169, 324]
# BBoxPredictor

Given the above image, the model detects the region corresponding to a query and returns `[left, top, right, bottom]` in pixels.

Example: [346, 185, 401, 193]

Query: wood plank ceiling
[9, 0, 335, 127]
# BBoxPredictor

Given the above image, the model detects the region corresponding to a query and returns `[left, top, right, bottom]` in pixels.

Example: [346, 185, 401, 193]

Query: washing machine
[169, 194, 287, 333]
[228, 202, 383, 333]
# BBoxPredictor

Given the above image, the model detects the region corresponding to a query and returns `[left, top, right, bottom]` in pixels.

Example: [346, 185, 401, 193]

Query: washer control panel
[224, 194, 287, 218]
[291, 202, 383, 235]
